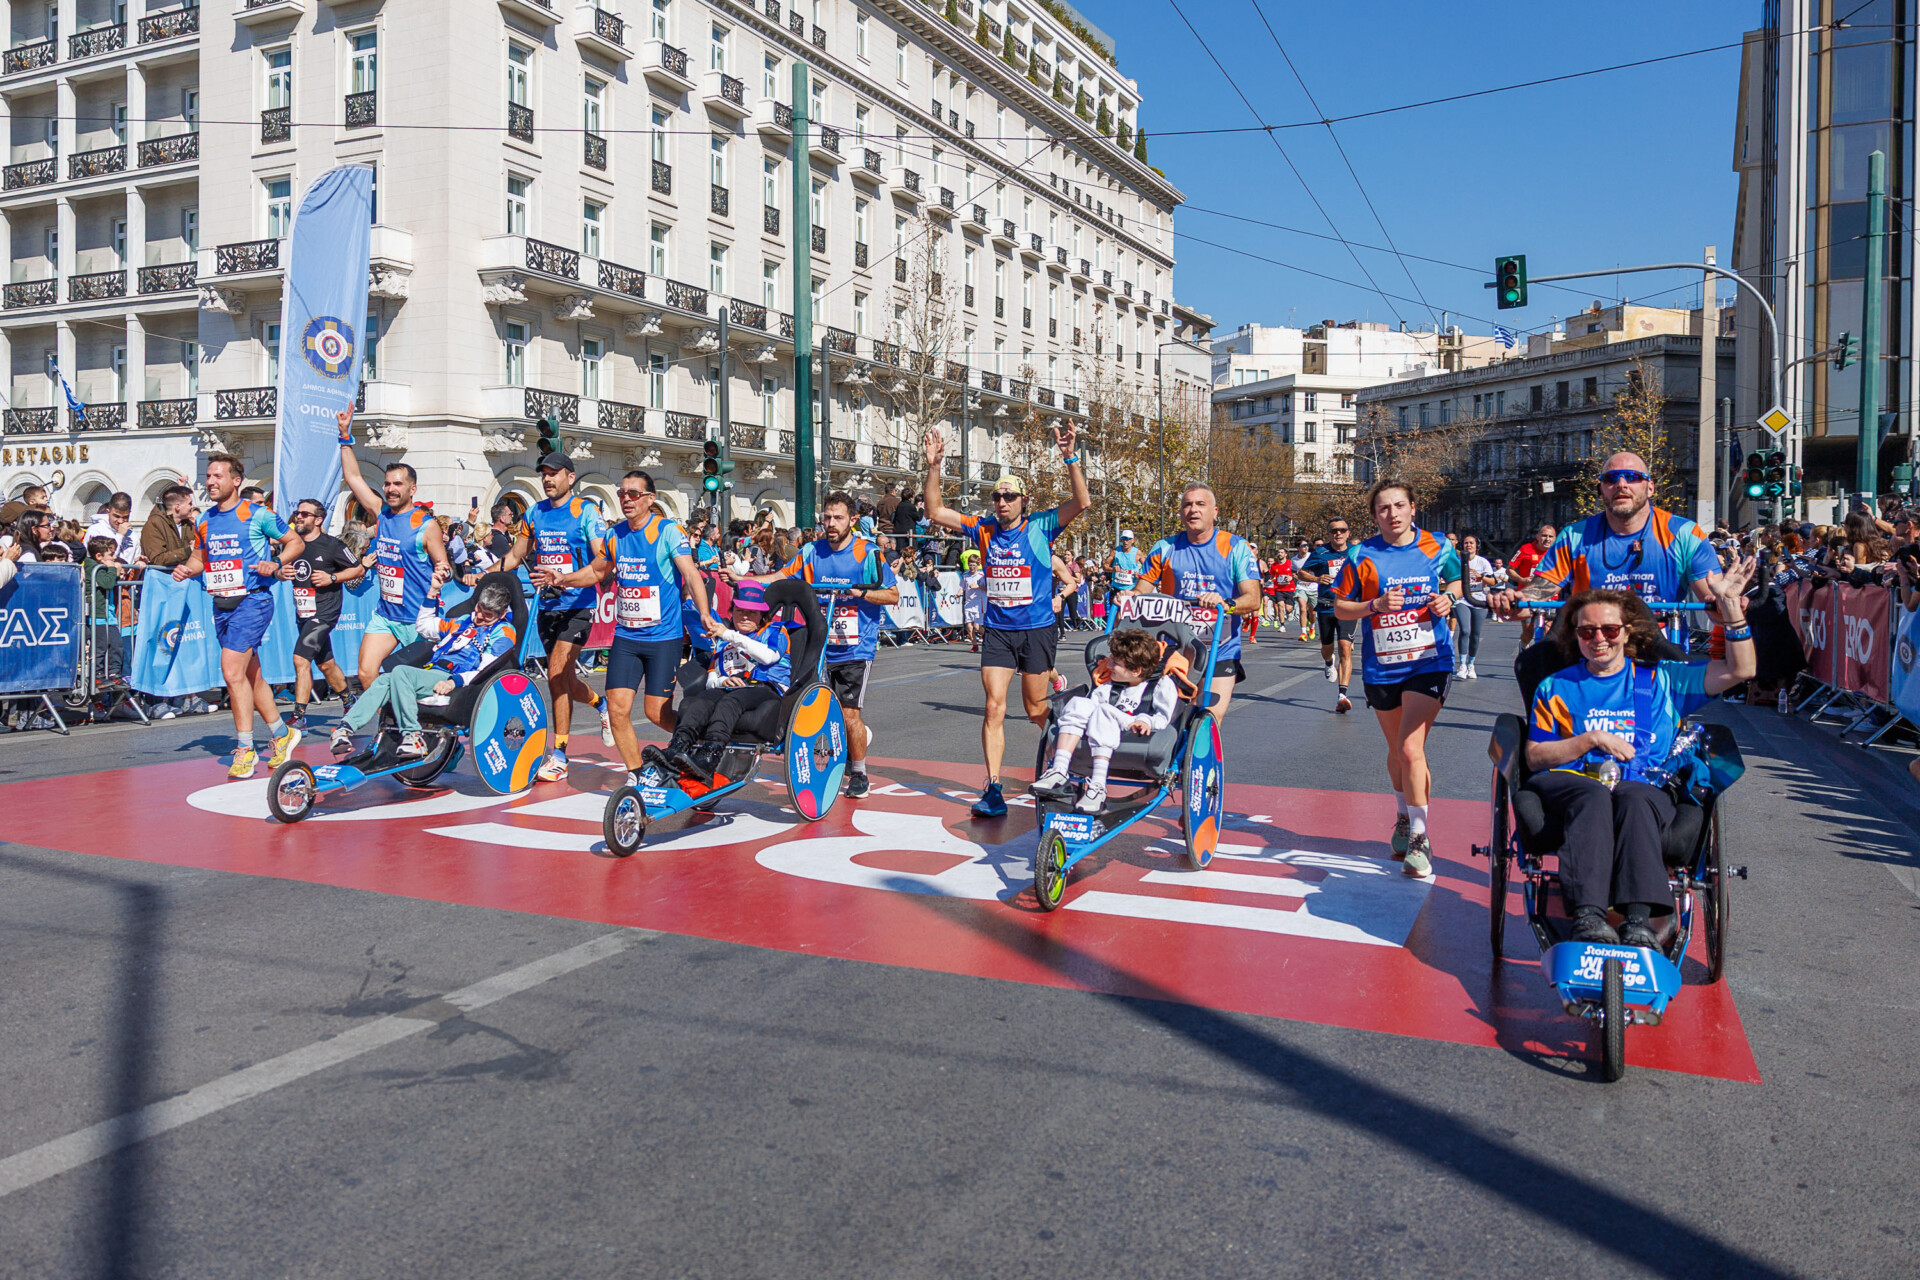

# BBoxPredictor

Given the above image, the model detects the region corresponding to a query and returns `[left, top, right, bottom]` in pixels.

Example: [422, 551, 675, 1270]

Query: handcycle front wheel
[603, 786, 648, 857]
[1489, 769, 1511, 963]
[1034, 828, 1068, 912]
[1600, 959, 1626, 1083]
[396, 732, 461, 789]
[1704, 807, 1730, 984]
[268, 759, 318, 824]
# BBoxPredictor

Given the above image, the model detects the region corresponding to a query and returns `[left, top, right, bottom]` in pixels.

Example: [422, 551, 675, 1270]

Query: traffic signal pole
[718, 305, 732, 528]
[1697, 246, 1718, 528]
[1857, 149, 1887, 502]
[789, 61, 816, 529]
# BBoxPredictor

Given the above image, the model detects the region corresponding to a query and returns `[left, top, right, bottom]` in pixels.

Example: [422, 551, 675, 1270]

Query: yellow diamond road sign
[1758, 405, 1794, 434]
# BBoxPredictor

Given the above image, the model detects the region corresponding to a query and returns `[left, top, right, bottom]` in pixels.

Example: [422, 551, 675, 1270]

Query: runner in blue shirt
[337, 411, 453, 694]
[173, 451, 305, 779]
[1130, 483, 1262, 717]
[757, 490, 899, 798]
[923, 420, 1089, 817]
[1332, 479, 1463, 878]
[1107, 530, 1140, 600]
[585, 469, 715, 789]
[502, 451, 612, 781]
[1302, 519, 1359, 713]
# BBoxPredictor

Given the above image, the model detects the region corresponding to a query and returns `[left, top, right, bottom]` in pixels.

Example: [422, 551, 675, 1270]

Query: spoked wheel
[1034, 829, 1069, 912]
[1180, 712, 1224, 870]
[1489, 770, 1511, 964]
[396, 733, 461, 789]
[602, 786, 648, 858]
[1704, 807, 1730, 983]
[268, 759, 318, 824]
[1600, 958, 1627, 1083]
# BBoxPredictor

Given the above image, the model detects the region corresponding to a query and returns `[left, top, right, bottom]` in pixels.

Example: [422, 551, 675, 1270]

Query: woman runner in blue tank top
[1331, 479, 1462, 879]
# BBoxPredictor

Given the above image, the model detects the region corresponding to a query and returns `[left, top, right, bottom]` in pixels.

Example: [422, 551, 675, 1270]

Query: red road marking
[0, 752, 1760, 1082]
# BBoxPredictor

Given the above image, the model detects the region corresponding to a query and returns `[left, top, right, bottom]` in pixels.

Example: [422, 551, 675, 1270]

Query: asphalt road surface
[2, 616, 1917, 1279]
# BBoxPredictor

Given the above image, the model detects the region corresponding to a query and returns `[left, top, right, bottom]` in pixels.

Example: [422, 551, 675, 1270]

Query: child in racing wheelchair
[1029, 627, 1182, 813]
[329, 580, 518, 759]
[644, 579, 792, 786]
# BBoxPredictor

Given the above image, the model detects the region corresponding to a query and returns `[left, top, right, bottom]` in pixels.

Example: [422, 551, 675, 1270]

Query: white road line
[0, 931, 639, 1199]
[1248, 670, 1319, 701]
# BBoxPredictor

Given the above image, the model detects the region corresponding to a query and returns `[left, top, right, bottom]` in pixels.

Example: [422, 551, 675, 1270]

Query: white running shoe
[397, 732, 427, 758]
[536, 750, 569, 782]
[1029, 767, 1071, 798]
[1466, 662, 1478, 679]
[1074, 783, 1107, 814]
[1324, 662, 1337, 684]
[599, 702, 616, 747]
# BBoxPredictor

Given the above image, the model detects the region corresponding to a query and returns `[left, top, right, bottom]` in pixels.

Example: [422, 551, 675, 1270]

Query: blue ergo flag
[273, 165, 374, 525]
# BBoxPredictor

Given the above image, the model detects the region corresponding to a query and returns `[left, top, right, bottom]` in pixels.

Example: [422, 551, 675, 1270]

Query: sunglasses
[991, 491, 1021, 501]
[1328, 527, 1349, 535]
[1599, 469, 1651, 486]
[1575, 623, 1626, 641]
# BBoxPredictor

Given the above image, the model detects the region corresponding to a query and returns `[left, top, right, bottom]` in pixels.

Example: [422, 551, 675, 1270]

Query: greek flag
[1494, 325, 1517, 350]
[46, 353, 86, 426]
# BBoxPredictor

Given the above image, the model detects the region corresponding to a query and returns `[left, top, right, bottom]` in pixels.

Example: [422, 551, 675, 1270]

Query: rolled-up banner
[272, 165, 374, 523]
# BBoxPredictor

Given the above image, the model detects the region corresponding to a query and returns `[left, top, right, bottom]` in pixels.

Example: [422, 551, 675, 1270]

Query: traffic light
[1788, 463, 1805, 500]
[1833, 332, 1859, 370]
[1892, 462, 1916, 496]
[1762, 450, 1787, 501]
[1495, 255, 1528, 310]
[1744, 450, 1767, 500]
[537, 414, 563, 455]
[701, 436, 734, 493]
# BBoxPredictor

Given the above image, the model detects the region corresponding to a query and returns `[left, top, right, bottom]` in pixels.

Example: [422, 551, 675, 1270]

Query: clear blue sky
[1093, 0, 1754, 337]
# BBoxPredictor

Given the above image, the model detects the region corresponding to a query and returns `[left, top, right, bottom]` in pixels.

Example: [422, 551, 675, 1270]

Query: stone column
[55, 317, 74, 431]
[125, 311, 145, 427]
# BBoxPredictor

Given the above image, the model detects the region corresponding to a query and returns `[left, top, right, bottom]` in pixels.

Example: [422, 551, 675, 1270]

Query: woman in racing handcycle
[1524, 557, 1756, 946]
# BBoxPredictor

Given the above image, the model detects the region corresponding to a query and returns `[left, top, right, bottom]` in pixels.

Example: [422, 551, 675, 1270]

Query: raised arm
[334, 411, 383, 516]
[1701, 556, 1758, 695]
[921, 427, 969, 533]
[1054, 420, 1091, 528]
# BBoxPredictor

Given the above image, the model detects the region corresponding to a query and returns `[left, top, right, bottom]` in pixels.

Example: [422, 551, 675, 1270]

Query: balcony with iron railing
[894, 258, 906, 283]
[729, 298, 767, 330]
[853, 240, 867, 268]
[3, 279, 54, 309]
[810, 124, 841, 161]
[599, 400, 646, 433]
[812, 23, 826, 47]
[70, 23, 125, 60]
[664, 279, 707, 313]
[1036, 387, 1055, 407]
[733, 422, 770, 452]
[68, 145, 125, 181]
[827, 438, 856, 464]
[663, 410, 706, 441]
[979, 371, 1002, 393]
[937, 187, 955, 211]
[138, 262, 197, 293]
[1027, 233, 1044, 256]
[69, 269, 125, 302]
[139, 398, 196, 429]
[4, 40, 54, 75]
[216, 386, 277, 420]
[711, 183, 729, 216]
[525, 237, 580, 278]
[140, 5, 199, 43]
[523, 387, 579, 423]
[261, 107, 291, 145]
[216, 238, 280, 274]
[651, 159, 671, 194]
[862, 148, 884, 177]
[4, 157, 55, 191]
[993, 297, 1003, 318]
[642, 40, 693, 91]
[703, 70, 749, 119]
[138, 132, 198, 167]
[6, 408, 55, 432]
[597, 258, 645, 297]
[872, 444, 901, 469]
[508, 101, 534, 143]
[345, 90, 376, 129]
[81, 403, 126, 430]
[584, 130, 607, 169]
[763, 205, 780, 235]
[824, 327, 857, 354]
[810, 224, 825, 253]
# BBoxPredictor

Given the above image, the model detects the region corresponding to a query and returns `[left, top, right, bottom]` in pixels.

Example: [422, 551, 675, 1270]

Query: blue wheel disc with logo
[470, 671, 549, 794]
[1181, 712, 1224, 870]
[784, 683, 846, 820]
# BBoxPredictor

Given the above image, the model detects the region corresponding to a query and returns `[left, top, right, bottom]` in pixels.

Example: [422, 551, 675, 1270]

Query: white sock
[851, 759, 867, 775]
[1394, 790, 1408, 817]
[1089, 750, 1112, 789]
[1408, 803, 1428, 836]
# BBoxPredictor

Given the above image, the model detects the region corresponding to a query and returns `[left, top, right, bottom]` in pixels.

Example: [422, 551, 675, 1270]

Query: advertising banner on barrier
[586, 579, 616, 651]
[128, 573, 220, 697]
[885, 594, 926, 630]
[0, 562, 82, 694]
[1836, 585, 1892, 703]
[1787, 581, 1837, 685]
[272, 165, 373, 524]
[932, 570, 964, 627]
[1891, 602, 1920, 725]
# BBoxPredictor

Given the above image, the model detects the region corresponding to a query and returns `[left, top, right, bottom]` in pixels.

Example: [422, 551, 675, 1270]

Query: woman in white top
[1453, 533, 1496, 678]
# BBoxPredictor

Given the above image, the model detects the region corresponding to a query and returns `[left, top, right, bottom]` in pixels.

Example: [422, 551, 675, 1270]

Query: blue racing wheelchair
[267, 571, 551, 821]
[1475, 705, 1748, 1082]
[1027, 591, 1228, 911]
[599, 577, 849, 856]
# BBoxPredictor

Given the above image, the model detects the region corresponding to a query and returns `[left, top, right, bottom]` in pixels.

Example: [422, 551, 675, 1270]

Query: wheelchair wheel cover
[1600, 959, 1627, 1082]
[1034, 828, 1068, 912]
[470, 671, 549, 794]
[1180, 712, 1224, 870]
[603, 786, 648, 858]
[268, 759, 318, 824]
[784, 682, 847, 820]
[1704, 807, 1729, 984]
[396, 733, 462, 790]
[1489, 770, 1510, 963]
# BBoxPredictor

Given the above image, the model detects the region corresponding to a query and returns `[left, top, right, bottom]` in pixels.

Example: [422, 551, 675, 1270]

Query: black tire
[1489, 769, 1510, 964]
[268, 759, 318, 824]
[396, 732, 461, 789]
[603, 786, 648, 858]
[1704, 807, 1729, 984]
[1034, 829, 1068, 912]
[1600, 958, 1626, 1083]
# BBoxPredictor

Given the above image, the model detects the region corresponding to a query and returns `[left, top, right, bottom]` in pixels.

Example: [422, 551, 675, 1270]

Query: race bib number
[537, 551, 574, 574]
[204, 557, 245, 597]
[294, 585, 317, 618]
[378, 561, 404, 605]
[986, 564, 1033, 605]
[1370, 608, 1436, 666]
[829, 604, 862, 645]
[617, 585, 661, 628]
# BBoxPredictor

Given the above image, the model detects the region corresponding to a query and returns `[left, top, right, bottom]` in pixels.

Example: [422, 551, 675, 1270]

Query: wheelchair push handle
[1514, 601, 1712, 611]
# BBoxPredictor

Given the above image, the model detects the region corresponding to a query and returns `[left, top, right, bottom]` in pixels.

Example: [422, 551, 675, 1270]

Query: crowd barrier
[1782, 578, 1920, 749]
[0, 563, 151, 734]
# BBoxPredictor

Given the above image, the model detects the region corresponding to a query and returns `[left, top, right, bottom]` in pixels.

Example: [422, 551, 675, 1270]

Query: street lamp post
[1155, 336, 1210, 502]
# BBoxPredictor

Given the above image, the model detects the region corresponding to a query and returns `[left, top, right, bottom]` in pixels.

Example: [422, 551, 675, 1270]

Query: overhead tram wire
[1246, 0, 1438, 327]
[1164, 0, 1409, 328]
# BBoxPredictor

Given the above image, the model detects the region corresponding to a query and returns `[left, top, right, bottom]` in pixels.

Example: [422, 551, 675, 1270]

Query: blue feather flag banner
[272, 165, 373, 524]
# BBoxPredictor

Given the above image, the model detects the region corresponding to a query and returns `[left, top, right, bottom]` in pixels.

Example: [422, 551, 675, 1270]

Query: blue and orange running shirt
[1333, 528, 1463, 685]
[1530, 659, 1711, 784]
[1531, 507, 1719, 605]
[955, 509, 1064, 631]
[775, 536, 898, 664]
[375, 504, 437, 623]
[604, 513, 693, 644]
[519, 493, 607, 612]
[196, 499, 287, 599]
[1137, 529, 1260, 659]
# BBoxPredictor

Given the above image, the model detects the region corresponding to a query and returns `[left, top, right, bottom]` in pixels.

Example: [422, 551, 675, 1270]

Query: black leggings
[674, 683, 780, 745]
[1526, 771, 1676, 915]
